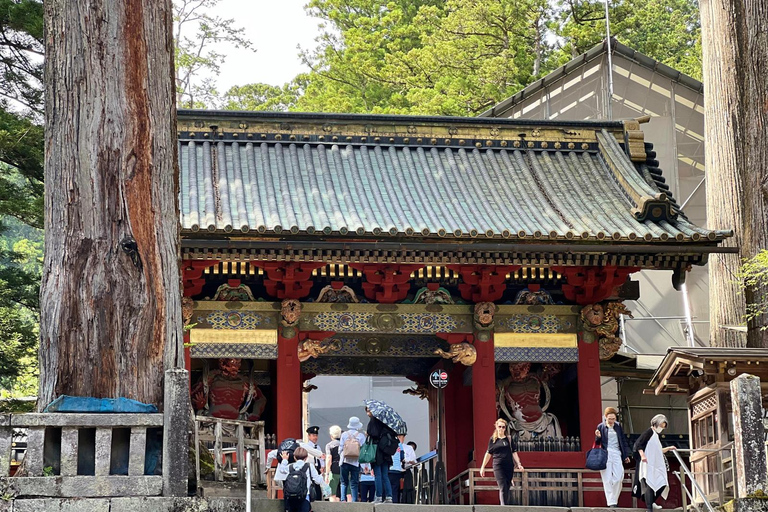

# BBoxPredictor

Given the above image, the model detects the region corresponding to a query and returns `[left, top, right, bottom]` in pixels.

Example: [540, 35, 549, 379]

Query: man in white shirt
[300, 426, 325, 501]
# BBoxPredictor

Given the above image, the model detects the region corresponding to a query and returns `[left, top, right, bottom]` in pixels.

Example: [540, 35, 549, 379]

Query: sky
[211, 0, 323, 91]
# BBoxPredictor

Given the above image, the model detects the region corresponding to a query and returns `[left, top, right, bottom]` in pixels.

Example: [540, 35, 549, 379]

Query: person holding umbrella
[364, 399, 407, 504]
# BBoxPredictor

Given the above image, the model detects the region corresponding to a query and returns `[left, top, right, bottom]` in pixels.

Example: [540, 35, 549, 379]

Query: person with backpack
[388, 433, 417, 503]
[265, 437, 301, 473]
[324, 425, 342, 502]
[275, 447, 326, 512]
[338, 416, 366, 502]
[366, 407, 398, 503]
[359, 463, 376, 502]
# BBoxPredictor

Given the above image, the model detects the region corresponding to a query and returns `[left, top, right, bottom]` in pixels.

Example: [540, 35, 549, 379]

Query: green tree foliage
[292, 0, 703, 116]
[740, 250, 768, 330]
[297, 0, 557, 115]
[174, 0, 255, 108]
[0, 217, 41, 397]
[221, 81, 303, 112]
[0, 0, 44, 395]
[0, 0, 44, 114]
[554, 0, 702, 79]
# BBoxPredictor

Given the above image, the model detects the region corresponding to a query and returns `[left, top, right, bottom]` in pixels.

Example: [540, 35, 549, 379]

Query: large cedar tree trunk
[40, 0, 182, 408]
[701, 0, 768, 348]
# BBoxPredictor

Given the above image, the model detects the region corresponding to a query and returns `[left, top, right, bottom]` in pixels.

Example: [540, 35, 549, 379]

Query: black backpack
[378, 429, 399, 456]
[279, 438, 300, 463]
[283, 463, 310, 500]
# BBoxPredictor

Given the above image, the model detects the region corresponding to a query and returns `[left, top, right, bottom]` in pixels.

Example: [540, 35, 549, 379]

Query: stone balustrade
[0, 412, 165, 498]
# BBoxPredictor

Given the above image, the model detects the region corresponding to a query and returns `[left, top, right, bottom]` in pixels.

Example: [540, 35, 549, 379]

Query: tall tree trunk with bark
[40, 0, 182, 408]
[701, 0, 768, 348]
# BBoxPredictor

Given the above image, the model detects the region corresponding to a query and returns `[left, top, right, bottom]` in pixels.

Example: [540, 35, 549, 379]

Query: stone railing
[0, 412, 165, 498]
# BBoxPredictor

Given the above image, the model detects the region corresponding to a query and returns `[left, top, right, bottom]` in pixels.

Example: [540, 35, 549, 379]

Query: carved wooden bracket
[252, 262, 326, 299]
[348, 264, 424, 303]
[448, 265, 521, 303]
[182, 259, 220, 297]
[552, 266, 640, 305]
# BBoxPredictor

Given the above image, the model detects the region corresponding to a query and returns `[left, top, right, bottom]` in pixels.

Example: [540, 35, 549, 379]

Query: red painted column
[577, 331, 604, 507]
[277, 332, 302, 442]
[471, 334, 496, 466]
[576, 332, 602, 445]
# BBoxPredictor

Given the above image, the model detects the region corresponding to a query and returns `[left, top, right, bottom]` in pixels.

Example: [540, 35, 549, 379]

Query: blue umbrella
[364, 399, 407, 435]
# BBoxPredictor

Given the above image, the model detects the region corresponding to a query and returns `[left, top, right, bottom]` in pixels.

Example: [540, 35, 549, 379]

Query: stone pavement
[3, 498, 684, 512]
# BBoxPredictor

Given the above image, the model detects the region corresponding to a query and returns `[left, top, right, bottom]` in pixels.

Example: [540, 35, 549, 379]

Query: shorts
[329, 473, 340, 494]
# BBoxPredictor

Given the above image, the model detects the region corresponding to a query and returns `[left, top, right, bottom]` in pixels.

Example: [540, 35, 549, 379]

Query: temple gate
[176, 111, 732, 505]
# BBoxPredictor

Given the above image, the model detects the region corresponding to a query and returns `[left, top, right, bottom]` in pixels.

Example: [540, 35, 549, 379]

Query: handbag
[359, 437, 377, 464]
[585, 440, 608, 470]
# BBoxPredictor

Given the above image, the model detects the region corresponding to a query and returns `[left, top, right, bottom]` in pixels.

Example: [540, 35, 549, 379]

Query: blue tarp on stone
[43, 395, 158, 413]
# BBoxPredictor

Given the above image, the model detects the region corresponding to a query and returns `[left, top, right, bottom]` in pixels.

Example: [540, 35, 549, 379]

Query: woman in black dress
[479, 418, 524, 505]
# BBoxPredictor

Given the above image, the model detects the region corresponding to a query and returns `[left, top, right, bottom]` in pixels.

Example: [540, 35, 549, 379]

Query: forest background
[0, 0, 730, 401]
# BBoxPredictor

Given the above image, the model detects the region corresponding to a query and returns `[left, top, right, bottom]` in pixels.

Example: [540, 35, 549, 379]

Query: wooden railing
[193, 415, 266, 491]
[0, 413, 164, 498]
[447, 467, 638, 507]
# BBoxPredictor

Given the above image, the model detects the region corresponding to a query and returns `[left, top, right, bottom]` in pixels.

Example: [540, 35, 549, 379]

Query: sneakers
[372, 497, 383, 504]
[384, 497, 393, 503]
[652, 504, 663, 510]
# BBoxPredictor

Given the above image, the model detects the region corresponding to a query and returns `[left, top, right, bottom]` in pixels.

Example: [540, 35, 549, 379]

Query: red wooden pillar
[577, 331, 604, 506]
[472, 334, 496, 466]
[277, 332, 302, 441]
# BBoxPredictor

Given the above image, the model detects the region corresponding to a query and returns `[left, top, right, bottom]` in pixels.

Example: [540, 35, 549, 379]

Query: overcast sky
[212, 0, 322, 91]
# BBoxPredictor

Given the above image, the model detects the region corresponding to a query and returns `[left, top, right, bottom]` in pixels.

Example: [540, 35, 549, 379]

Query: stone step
[6, 498, 685, 512]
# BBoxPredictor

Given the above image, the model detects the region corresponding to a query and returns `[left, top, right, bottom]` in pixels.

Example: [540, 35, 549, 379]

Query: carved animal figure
[403, 385, 429, 400]
[297, 339, 340, 362]
[434, 342, 477, 366]
[182, 297, 195, 325]
[281, 298, 302, 325]
[474, 302, 496, 327]
[212, 282, 256, 301]
[316, 284, 359, 303]
[580, 302, 633, 360]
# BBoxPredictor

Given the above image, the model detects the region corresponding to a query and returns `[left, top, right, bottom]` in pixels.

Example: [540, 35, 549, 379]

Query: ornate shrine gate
[177, 111, 732, 505]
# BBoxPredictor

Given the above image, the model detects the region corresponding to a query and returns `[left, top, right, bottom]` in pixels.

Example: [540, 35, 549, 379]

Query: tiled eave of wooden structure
[180, 238, 727, 271]
[647, 347, 768, 395]
[177, 110, 731, 247]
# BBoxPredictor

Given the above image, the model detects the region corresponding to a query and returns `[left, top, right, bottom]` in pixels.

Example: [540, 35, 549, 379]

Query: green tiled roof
[177, 111, 729, 244]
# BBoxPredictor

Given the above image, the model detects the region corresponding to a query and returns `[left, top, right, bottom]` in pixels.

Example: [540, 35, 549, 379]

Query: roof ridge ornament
[622, 116, 650, 162]
[597, 128, 677, 223]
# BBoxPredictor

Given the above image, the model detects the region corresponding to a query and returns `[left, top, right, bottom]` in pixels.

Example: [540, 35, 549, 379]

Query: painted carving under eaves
[580, 302, 633, 361]
[212, 281, 256, 302]
[434, 342, 477, 366]
[316, 284, 359, 303]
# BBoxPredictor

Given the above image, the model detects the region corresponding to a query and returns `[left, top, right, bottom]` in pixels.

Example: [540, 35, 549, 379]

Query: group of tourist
[480, 409, 676, 512]
[325, 415, 417, 503]
[272, 405, 417, 512]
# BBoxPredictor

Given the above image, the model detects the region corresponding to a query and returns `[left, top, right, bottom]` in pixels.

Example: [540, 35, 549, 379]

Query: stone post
[730, 373, 767, 497]
[163, 368, 190, 497]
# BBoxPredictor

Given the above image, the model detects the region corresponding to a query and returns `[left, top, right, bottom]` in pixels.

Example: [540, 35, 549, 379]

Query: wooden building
[177, 110, 732, 505]
[647, 348, 768, 504]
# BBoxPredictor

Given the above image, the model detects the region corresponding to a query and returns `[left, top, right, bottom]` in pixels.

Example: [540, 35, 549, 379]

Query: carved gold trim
[189, 329, 278, 345]
[494, 333, 577, 348]
[178, 116, 607, 145]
